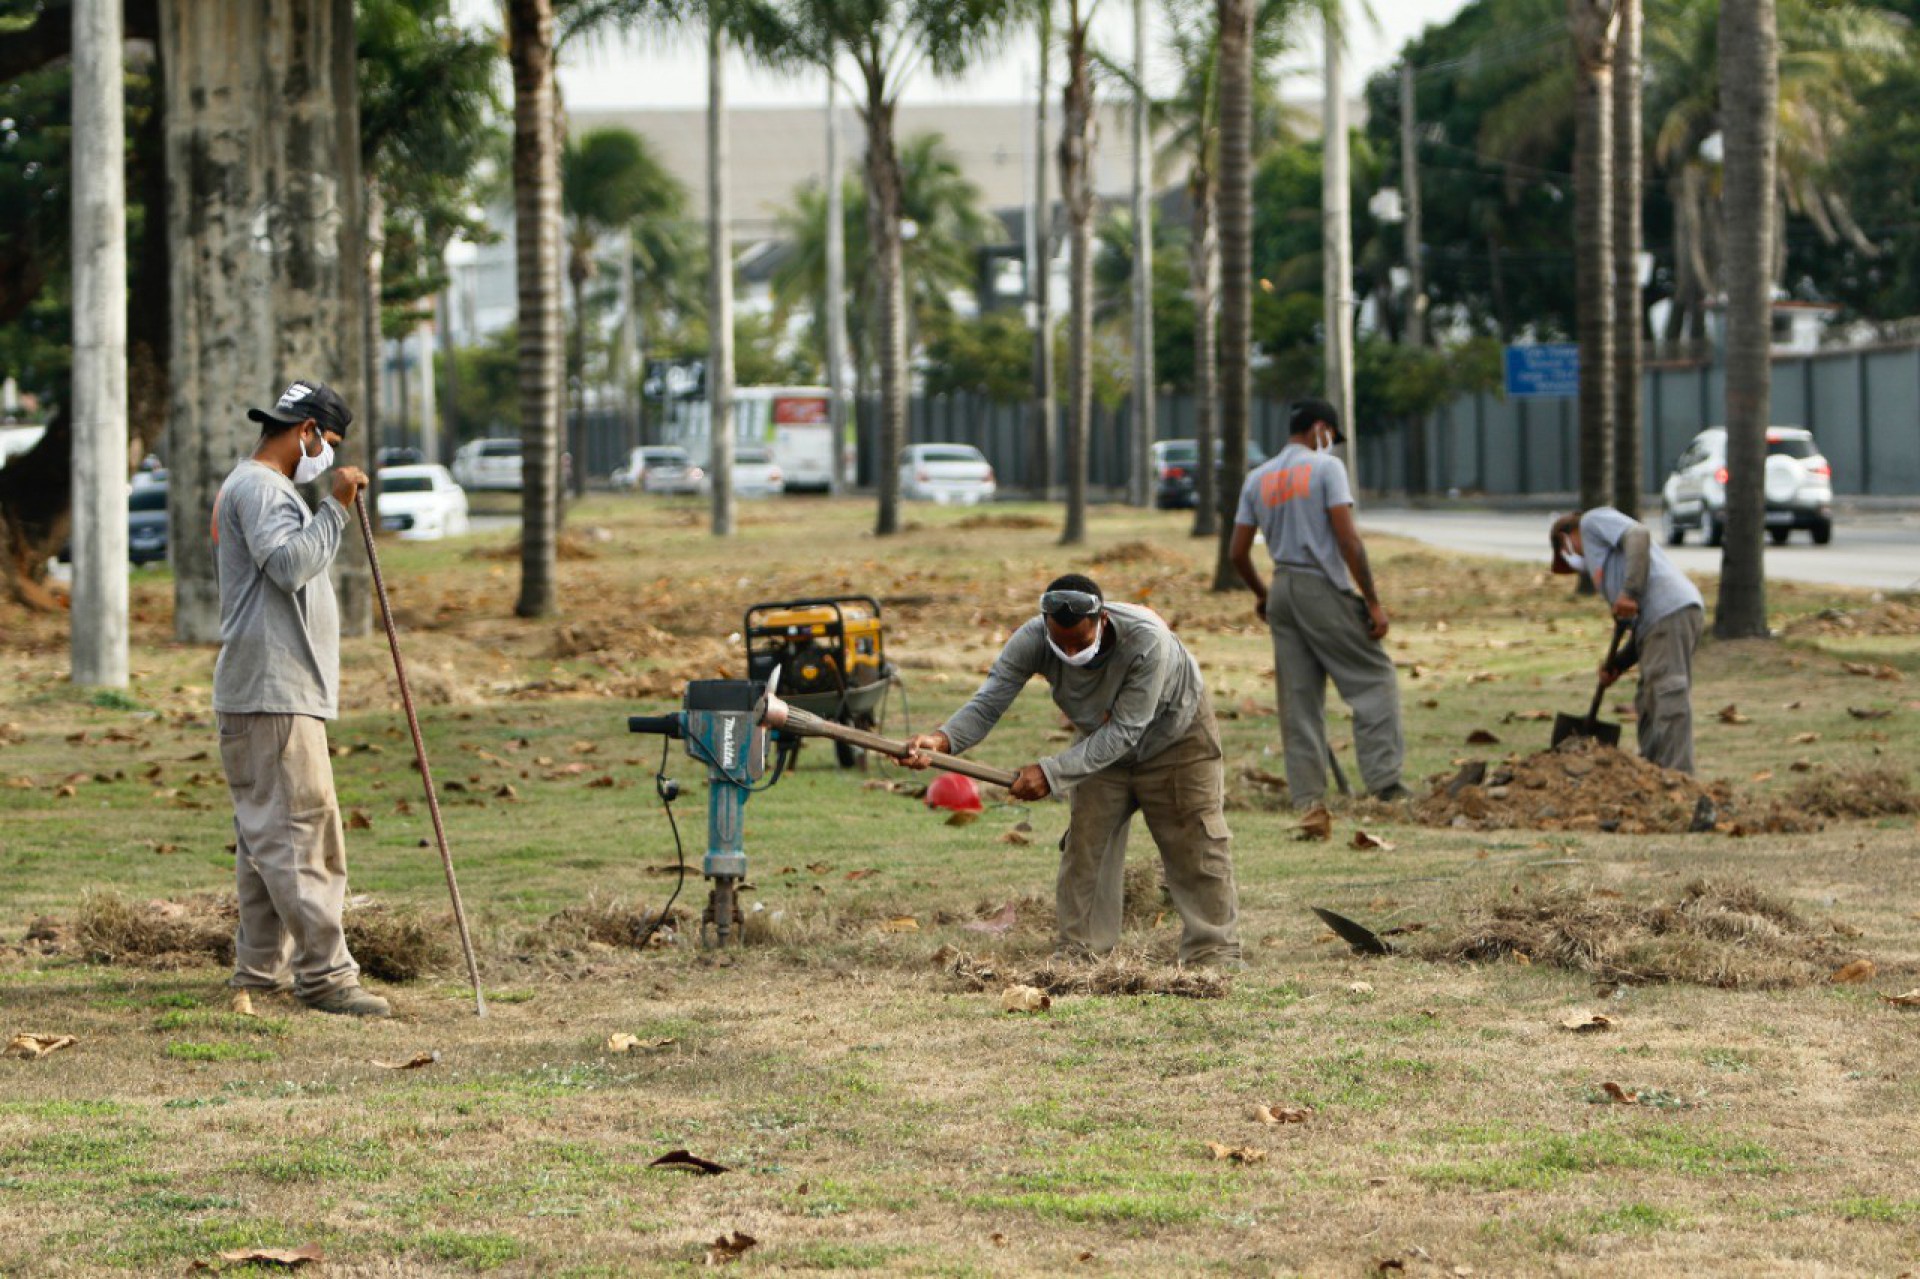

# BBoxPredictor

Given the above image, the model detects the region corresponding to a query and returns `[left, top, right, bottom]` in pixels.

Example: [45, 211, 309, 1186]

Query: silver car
[1660, 426, 1833, 546]
[899, 443, 996, 505]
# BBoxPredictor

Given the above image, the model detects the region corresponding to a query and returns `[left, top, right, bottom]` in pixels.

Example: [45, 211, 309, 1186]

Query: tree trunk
[1029, 11, 1055, 498]
[1611, 0, 1643, 515]
[70, 0, 130, 687]
[1128, 0, 1154, 508]
[508, 0, 561, 618]
[1189, 166, 1219, 539]
[363, 179, 383, 486]
[161, 0, 368, 642]
[865, 75, 908, 535]
[616, 232, 638, 459]
[1714, 0, 1776, 639]
[825, 74, 850, 493]
[1059, 0, 1094, 546]
[707, 13, 735, 537]
[1321, 9, 1355, 483]
[569, 242, 589, 499]
[1212, 0, 1252, 589]
[1400, 60, 1426, 349]
[1570, 0, 1618, 516]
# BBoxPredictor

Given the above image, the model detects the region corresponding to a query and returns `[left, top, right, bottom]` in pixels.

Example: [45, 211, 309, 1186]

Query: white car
[731, 447, 785, 498]
[376, 465, 470, 539]
[451, 438, 522, 492]
[640, 447, 706, 496]
[899, 443, 996, 505]
[1660, 426, 1833, 546]
[612, 445, 689, 491]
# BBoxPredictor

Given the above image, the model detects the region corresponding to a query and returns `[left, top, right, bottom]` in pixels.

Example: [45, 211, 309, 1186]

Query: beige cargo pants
[1055, 701, 1242, 967]
[1266, 568, 1405, 803]
[1634, 605, 1702, 774]
[217, 713, 360, 999]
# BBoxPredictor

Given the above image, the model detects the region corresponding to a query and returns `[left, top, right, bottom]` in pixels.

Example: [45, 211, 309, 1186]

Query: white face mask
[1047, 619, 1103, 668]
[1314, 428, 1335, 456]
[293, 429, 333, 485]
[1560, 540, 1585, 573]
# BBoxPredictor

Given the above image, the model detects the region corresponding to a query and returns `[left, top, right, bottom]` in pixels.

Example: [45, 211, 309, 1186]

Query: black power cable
[630, 733, 687, 952]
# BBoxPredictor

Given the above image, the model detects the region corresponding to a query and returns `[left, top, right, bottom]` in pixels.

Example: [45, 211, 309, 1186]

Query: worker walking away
[1550, 508, 1705, 773]
[1228, 398, 1407, 805]
[902, 575, 1241, 969]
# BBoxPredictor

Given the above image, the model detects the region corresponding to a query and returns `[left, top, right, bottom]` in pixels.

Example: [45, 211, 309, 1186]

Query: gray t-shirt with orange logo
[1233, 443, 1356, 591]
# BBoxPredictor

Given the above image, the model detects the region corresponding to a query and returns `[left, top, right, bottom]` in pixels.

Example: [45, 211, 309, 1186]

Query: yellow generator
[744, 596, 899, 767]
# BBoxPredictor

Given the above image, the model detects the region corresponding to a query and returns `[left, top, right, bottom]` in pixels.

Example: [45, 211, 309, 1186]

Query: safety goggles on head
[1039, 589, 1102, 620]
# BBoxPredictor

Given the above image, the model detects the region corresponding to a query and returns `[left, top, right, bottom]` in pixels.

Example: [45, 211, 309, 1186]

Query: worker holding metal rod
[902, 575, 1242, 969]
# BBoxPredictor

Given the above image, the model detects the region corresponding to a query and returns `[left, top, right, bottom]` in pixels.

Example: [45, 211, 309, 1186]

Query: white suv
[1660, 426, 1833, 546]
[451, 438, 523, 492]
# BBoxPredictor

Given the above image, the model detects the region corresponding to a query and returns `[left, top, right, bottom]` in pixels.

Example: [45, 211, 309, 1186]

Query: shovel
[1551, 620, 1631, 750]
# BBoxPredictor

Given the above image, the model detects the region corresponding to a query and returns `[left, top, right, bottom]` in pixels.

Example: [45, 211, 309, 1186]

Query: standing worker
[902, 576, 1242, 969]
[1228, 398, 1408, 805]
[212, 380, 390, 1017]
[1550, 508, 1705, 772]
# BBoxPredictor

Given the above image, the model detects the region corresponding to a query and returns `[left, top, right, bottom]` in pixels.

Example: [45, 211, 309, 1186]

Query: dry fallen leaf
[346, 809, 373, 831]
[1559, 1011, 1614, 1033]
[1848, 706, 1893, 720]
[653, 1149, 729, 1176]
[371, 1051, 440, 1070]
[1832, 959, 1877, 985]
[1205, 1141, 1268, 1163]
[1717, 704, 1750, 725]
[989, 1232, 1009, 1248]
[945, 809, 979, 827]
[1347, 981, 1374, 995]
[1351, 830, 1396, 851]
[1296, 804, 1332, 842]
[997, 829, 1033, 845]
[704, 1230, 757, 1265]
[1001, 985, 1052, 1014]
[1465, 728, 1501, 744]
[187, 1244, 324, 1272]
[606, 1033, 641, 1053]
[1750, 769, 1774, 783]
[961, 903, 1018, 935]
[231, 991, 256, 1017]
[1253, 1104, 1312, 1125]
[4, 1032, 78, 1060]
[1791, 731, 1821, 745]
[1599, 1081, 1638, 1105]
[880, 915, 920, 933]
[1878, 989, 1920, 1008]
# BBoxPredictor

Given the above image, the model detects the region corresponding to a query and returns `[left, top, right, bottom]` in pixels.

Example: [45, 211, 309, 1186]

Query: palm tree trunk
[1321, 9, 1355, 481]
[70, 0, 129, 687]
[1714, 0, 1777, 639]
[569, 259, 589, 499]
[1029, 11, 1055, 498]
[1212, 0, 1252, 590]
[1570, 0, 1617, 514]
[1189, 167, 1219, 539]
[508, 0, 561, 618]
[824, 75, 851, 493]
[1611, 0, 1643, 515]
[1128, 0, 1155, 508]
[1059, 0, 1094, 546]
[708, 12, 736, 537]
[864, 72, 908, 536]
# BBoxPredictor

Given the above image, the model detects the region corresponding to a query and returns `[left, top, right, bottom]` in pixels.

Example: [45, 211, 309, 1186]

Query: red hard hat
[925, 772, 983, 812]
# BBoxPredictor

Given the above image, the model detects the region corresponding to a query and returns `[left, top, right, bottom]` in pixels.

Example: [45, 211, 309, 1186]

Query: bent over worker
[212, 380, 389, 1017]
[902, 575, 1241, 968]
[1550, 508, 1706, 773]
[1228, 398, 1407, 805]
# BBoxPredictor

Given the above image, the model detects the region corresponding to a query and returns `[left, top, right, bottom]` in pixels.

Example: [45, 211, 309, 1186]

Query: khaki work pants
[1267, 568, 1405, 803]
[1056, 702, 1241, 967]
[1634, 605, 1702, 774]
[217, 713, 359, 999]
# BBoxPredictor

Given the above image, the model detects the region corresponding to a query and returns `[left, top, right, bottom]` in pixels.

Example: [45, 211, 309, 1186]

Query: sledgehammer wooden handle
[766, 701, 1020, 788]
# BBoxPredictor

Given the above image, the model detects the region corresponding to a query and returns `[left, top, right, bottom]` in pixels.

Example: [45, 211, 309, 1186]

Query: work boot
[1372, 783, 1413, 802]
[301, 985, 391, 1018]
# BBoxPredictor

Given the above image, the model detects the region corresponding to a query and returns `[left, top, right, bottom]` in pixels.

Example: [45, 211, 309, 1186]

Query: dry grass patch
[72, 890, 234, 967]
[1422, 878, 1867, 989]
[534, 893, 688, 951]
[936, 946, 1231, 999]
[341, 904, 454, 982]
[1784, 765, 1919, 819]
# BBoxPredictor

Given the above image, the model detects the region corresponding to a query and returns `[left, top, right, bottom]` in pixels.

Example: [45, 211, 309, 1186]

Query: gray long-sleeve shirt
[211, 460, 346, 719]
[939, 602, 1206, 795]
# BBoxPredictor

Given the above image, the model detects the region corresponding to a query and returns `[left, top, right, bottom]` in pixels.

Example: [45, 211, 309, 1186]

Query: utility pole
[708, 8, 735, 536]
[1030, 9, 1056, 498]
[1128, 0, 1155, 507]
[825, 71, 851, 493]
[1400, 60, 1425, 348]
[1322, 8, 1357, 480]
[71, 0, 128, 687]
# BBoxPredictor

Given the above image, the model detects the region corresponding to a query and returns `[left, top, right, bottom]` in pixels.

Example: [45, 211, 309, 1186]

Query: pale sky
[452, 1, 1475, 110]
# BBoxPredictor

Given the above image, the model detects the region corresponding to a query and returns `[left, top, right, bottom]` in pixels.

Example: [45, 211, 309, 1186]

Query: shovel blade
[1551, 712, 1622, 749]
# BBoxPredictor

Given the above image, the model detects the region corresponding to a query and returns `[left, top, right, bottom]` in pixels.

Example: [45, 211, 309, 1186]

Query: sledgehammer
[757, 690, 1019, 788]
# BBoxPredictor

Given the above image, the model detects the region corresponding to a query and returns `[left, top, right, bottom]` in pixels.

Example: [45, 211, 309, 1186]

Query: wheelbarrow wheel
[834, 738, 864, 770]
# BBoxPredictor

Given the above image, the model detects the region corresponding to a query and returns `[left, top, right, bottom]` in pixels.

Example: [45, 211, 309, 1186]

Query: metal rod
[352, 493, 487, 1018]
[765, 698, 1020, 788]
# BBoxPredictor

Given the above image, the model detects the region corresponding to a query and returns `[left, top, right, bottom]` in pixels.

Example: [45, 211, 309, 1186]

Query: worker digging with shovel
[1550, 508, 1706, 773]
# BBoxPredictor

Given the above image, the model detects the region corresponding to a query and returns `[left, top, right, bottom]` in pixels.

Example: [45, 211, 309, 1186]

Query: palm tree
[1612, 0, 1642, 515]
[1129, 0, 1154, 509]
[1569, 0, 1617, 515]
[1212, 0, 1253, 589]
[738, 0, 1022, 536]
[508, 0, 563, 618]
[1715, 0, 1777, 639]
[1059, 0, 1099, 546]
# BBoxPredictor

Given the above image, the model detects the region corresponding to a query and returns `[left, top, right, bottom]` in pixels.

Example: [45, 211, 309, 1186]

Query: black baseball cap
[248, 380, 353, 436]
[1288, 397, 1345, 444]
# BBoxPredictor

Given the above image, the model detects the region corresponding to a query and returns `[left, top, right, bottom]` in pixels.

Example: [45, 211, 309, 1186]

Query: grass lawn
[2, 496, 1917, 1277]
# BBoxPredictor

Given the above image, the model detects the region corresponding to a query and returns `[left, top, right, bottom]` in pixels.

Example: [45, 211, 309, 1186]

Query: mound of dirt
[1087, 539, 1190, 567]
[1422, 879, 1867, 989]
[955, 512, 1051, 530]
[1785, 766, 1920, 819]
[549, 619, 681, 659]
[466, 532, 603, 563]
[536, 895, 688, 951]
[1786, 601, 1920, 638]
[343, 906, 453, 982]
[936, 947, 1230, 1000]
[73, 890, 235, 967]
[1412, 737, 1811, 835]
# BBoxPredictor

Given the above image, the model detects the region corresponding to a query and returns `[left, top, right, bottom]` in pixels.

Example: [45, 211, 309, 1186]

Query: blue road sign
[1504, 344, 1580, 399]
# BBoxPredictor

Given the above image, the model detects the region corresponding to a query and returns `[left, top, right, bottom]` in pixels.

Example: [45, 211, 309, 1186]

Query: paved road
[1361, 508, 1920, 593]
